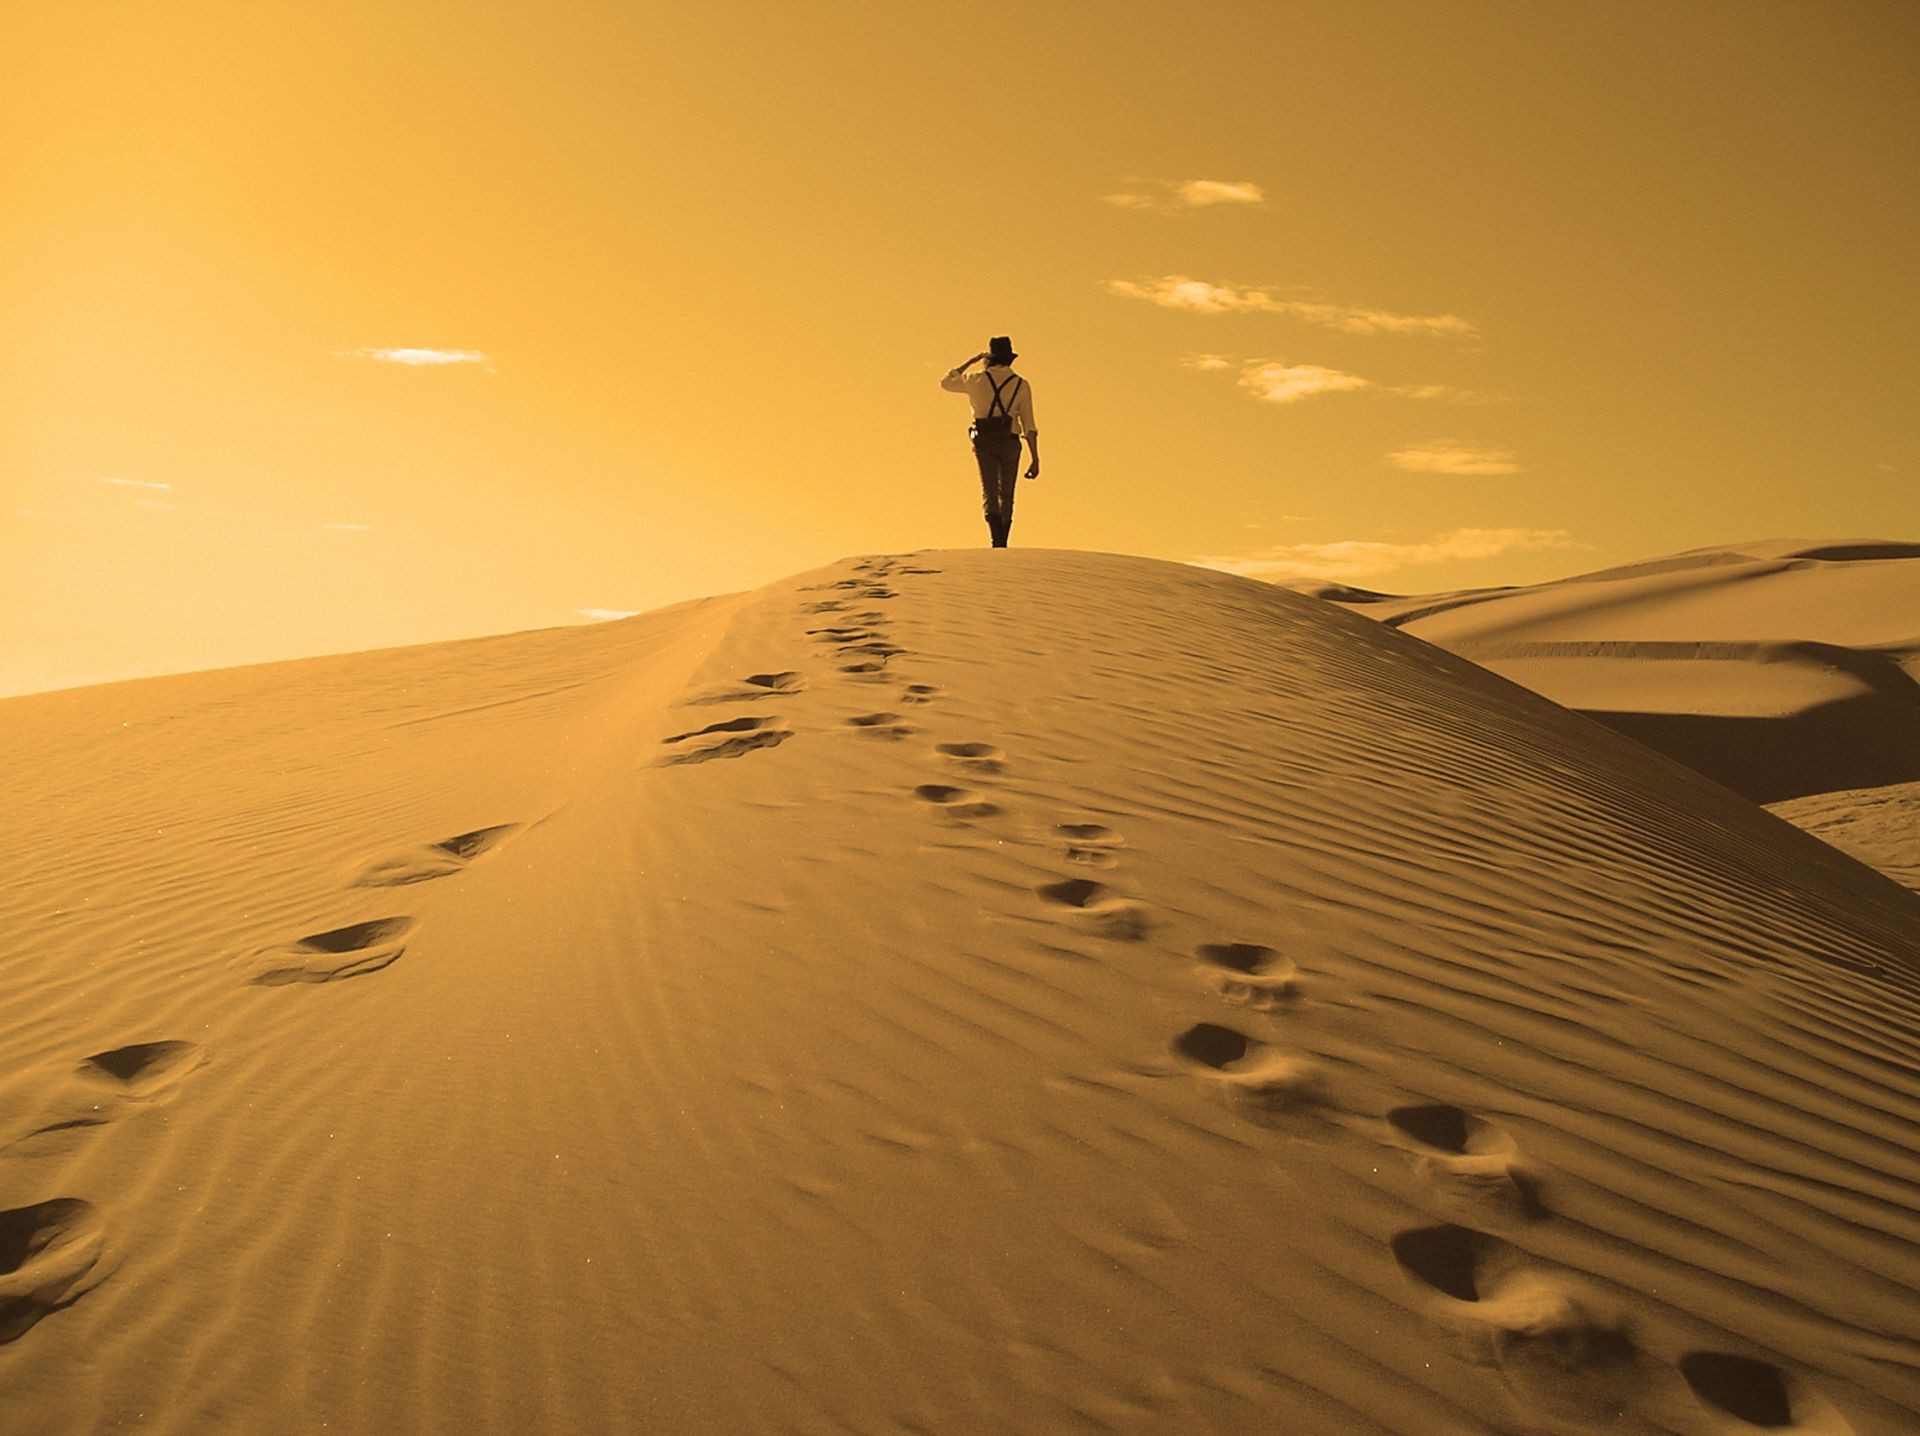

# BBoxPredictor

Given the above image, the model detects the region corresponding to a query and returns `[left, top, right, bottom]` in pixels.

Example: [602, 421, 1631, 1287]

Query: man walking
[941, 336, 1039, 548]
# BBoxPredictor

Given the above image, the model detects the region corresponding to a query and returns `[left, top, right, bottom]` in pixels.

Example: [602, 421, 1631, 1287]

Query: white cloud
[100, 476, 172, 491]
[1109, 275, 1476, 337]
[337, 347, 490, 366]
[1175, 179, 1266, 207]
[577, 608, 641, 621]
[1194, 527, 1575, 582]
[1238, 362, 1370, 405]
[322, 521, 373, 532]
[1186, 355, 1494, 408]
[1106, 179, 1266, 212]
[1386, 441, 1524, 476]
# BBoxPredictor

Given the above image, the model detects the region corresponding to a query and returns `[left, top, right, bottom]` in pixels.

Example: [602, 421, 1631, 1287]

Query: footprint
[1387, 1104, 1543, 1219]
[682, 672, 808, 705]
[0, 1199, 108, 1344]
[1390, 1222, 1510, 1303]
[809, 627, 881, 642]
[1054, 821, 1124, 867]
[353, 822, 522, 887]
[77, 1041, 205, 1100]
[900, 684, 943, 705]
[656, 727, 794, 766]
[1036, 878, 1151, 940]
[1197, 943, 1301, 1010]
[802, 599, 848, 613]
[840, 661, 889, 677]
[250, 916, 416, 986]
[844, 712, 914, 739]
[662, 715, 775, 745]
[1168, 1022, 1324, 1109]
[913, 784, 1000, 820]
[1679, 1352, 1797, 1429]
[936, 741, 1003, 773]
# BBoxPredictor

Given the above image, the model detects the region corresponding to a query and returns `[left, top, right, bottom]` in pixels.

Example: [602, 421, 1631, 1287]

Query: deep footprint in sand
[681, 671, 808, 706]
[1387, 1103, 1544, 1219]
[251, 915, 416, 986]
[936, 741, 1004, 773]
[1197, 943, 1301, 1010]
[1168, 1021, 1323, 1109]
[845, 712, 914, 739]
[914, 784, 1000, 820]
[900, 684, 943, 705]
[1055, 821, 1124, 867]
[1390, 1223, 1641, 1419]
[0, 1198, 108, 1344]
[354, 822, 522, 887]
[662, 715, 777, 745]
[657, 726, 794, 766]
[78, 1041, 206, 1100]
[1037, 878, 1152, 942]
[1679, 1352, 1819, 1430]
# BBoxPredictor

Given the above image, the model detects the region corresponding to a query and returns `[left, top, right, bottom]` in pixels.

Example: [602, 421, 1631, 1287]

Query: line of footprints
[653, 555, 940, 764]
[1170, 969, 1830, 1426]
[0, 820, 524, 1346]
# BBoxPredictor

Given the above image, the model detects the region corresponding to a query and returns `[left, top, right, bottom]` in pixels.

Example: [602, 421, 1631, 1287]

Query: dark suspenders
[986, 372, 1022, 419]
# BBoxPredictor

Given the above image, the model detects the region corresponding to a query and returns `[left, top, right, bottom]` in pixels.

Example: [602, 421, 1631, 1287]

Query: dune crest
[1, 551, 1916, 1434]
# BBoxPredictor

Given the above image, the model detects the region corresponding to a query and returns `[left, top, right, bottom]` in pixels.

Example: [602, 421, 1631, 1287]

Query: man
[941, 336, 1039, 548]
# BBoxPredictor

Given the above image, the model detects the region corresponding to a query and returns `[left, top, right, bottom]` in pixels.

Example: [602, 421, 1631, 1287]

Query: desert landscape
[3, 545, 1917, 1434]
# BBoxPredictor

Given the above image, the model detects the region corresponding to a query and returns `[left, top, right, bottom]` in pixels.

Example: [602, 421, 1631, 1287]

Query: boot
[988, 515, 1008, 548]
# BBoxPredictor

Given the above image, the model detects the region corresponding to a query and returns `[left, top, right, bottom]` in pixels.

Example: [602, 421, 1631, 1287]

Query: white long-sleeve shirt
[941, 364, 1038, 437]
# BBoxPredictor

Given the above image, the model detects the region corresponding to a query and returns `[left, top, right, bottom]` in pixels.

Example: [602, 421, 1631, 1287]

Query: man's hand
[1024, 463, 1040, 480]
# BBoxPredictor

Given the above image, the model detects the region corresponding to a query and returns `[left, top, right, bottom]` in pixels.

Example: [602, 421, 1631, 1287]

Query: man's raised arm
[941, 352, 987, 391]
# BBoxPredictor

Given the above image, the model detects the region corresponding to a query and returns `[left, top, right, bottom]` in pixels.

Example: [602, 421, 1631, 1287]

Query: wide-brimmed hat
[987, 336, 1018, 365]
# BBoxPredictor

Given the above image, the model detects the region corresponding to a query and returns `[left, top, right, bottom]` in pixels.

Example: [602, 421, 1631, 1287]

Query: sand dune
[3, 550, 1918, 1434]
[1294, 540, 1920, 806]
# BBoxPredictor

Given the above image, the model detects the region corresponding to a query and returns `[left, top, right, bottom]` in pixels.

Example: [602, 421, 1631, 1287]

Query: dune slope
[2, 550, 1918, 1436]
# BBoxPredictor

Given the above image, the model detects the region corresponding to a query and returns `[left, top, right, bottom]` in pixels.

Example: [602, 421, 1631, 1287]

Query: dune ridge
[2, 550, 1916, 1434]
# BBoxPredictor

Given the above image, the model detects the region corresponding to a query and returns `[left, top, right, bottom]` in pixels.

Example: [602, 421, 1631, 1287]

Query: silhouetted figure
[941, 336, 1040, 547]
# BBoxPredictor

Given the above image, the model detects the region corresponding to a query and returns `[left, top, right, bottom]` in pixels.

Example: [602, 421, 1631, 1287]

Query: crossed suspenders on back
[986, 371, 1022, 422]
[973, 370, 1023, 439]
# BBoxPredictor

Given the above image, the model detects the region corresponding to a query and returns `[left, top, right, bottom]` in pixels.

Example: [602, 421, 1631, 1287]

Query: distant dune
[3, 550, 1917, 1434]
[1291, 539, 1920, 888]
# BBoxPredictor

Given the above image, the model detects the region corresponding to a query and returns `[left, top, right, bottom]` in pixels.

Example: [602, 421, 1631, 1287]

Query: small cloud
[1106, 179, 1266, 213]
[1109, 275, 1476, 337]
[1385, 382, 1505, 403]
[1238, 362, 1370, 405]
[100, 476, 172, 491]
[1188, 355, 1495, 408]
[321, 521, 373, 532]
[1194, 527, 1575, 582]
[577, 607, 641, 621]
[335, 347, 490, 366]
[1175, 179, 1265, 207]
[1386, 441, 1524, 476]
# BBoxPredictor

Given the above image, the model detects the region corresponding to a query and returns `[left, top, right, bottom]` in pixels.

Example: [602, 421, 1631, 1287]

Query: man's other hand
[1024, 463, 1040, 480]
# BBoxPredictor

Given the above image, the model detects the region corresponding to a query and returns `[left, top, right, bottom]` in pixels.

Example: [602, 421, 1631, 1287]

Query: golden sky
[4, 1, 1916, 696]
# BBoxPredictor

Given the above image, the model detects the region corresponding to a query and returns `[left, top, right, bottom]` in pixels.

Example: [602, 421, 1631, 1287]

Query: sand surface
[3, 550, 1918, 1434]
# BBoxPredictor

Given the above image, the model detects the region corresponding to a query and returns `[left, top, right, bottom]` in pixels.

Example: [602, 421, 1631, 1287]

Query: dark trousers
[971, 432, 1022, 547]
